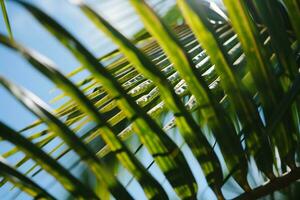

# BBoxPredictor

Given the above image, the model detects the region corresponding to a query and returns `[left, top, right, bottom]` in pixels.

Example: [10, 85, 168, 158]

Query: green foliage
[0, 0, 13, 40]
[1, 0, 300, 199]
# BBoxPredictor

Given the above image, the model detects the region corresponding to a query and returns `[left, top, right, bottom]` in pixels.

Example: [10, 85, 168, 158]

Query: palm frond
[1, 0, 300, 199]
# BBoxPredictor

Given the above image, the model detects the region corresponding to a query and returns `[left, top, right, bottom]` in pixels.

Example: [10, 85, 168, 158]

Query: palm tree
[0, 0, 300, 199]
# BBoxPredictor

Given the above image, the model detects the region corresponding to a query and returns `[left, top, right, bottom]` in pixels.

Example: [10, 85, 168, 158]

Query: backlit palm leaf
[1, 0, 300, 199]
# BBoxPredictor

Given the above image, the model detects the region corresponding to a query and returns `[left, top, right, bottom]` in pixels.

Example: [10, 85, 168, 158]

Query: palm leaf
[1, 0, 300, 199]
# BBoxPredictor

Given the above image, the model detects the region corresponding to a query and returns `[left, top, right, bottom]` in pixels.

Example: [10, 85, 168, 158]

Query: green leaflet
[0, 157, 56, 200]
[0, 76, 135, 200]
[0, 0, 13, 40]
[76, 2, 224, 198]
[177, 0, 275, 180]
[10, 1, 198, 198]
[0, 121, 98, 199]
